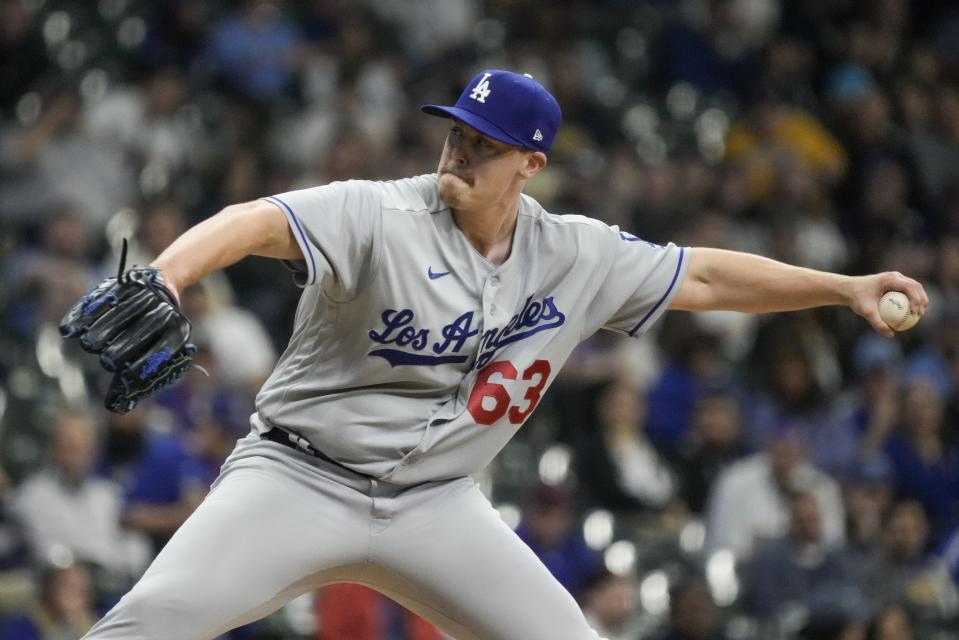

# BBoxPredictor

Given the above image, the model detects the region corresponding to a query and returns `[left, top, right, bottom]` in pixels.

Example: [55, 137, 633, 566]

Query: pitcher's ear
[521, 151, 547, 179]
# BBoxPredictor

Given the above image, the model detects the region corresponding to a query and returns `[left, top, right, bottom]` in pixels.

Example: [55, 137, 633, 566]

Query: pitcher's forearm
[151, 200, 301, 292]
[670, 248, 855, 313]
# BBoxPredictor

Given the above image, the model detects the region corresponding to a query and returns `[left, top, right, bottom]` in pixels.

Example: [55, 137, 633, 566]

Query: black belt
[260, 426, 377, 480]
[261, 427, 330, 461]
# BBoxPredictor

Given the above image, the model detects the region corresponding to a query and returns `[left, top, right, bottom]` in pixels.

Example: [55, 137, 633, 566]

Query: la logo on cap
[470, 72, 492, 103]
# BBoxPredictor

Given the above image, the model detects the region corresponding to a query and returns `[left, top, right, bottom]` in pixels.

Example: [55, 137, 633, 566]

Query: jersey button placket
[486, 274, 500, 316]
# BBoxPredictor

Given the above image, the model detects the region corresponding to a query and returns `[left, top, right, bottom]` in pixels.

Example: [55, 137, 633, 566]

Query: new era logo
[533, 129, 543, 142]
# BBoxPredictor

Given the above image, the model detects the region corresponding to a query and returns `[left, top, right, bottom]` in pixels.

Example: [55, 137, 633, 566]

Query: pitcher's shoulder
[526, 199, 613, 239]
[378, 174, 443, 214]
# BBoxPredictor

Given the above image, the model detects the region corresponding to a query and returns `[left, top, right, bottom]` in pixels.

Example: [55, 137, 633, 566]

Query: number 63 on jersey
[467, 360, 552, 426]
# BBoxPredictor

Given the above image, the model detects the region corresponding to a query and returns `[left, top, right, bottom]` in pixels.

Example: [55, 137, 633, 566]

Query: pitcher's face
[436, 121, 531, 210]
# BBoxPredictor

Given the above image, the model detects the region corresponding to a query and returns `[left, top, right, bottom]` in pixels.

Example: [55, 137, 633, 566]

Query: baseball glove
[60, 241, 198, 413]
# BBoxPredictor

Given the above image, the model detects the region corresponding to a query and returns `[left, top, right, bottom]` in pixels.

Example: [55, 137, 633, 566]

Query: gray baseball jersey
[82, 174, 688, 640]
[258, 173, 687, 482]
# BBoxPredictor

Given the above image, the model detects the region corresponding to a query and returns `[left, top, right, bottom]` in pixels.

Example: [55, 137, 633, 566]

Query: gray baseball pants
[81, 434, 601, 640]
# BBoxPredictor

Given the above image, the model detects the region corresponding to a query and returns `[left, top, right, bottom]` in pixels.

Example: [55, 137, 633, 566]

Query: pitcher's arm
[669, 247, 928, 337]
[151, 200, 302, 295]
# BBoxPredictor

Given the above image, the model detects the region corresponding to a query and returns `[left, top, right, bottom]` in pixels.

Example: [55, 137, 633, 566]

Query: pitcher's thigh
[84, 460, 369, 640]
[372, 482, 601, 640]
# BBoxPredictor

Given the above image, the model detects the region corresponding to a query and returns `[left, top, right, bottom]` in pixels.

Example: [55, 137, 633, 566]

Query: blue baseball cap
[422, 69, 562, 153]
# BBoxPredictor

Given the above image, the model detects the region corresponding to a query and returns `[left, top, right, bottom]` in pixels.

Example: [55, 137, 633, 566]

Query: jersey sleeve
[590, 228, 689, 337]
[263, 180, 381, 300]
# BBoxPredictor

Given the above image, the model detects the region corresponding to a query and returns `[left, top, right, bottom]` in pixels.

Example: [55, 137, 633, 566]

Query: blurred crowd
[2, 0, 959, 638]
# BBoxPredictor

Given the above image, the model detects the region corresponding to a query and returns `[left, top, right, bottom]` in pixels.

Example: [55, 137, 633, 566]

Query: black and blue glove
[59, 242, 197, 413]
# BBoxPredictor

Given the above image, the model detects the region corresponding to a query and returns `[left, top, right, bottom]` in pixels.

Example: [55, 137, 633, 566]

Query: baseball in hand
[879, 291, 919, 331]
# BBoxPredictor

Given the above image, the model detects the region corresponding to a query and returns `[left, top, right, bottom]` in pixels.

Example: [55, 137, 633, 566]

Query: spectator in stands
[180, 282, 277, 390]
[140, 2, 211, 70]
[672, 390, 747, 515]
[837, 333, 903, 458]
[85, 66, 198, 176]
[0, 0, 47, 117]
[824, 63, 900, 207]
[12, 410, 148, 577]
[646, 321, 729, 453]
[747, 340, 856, 476]
[205, 0, 307, 102]
[661, 0, 763, 99]
[133, 201, 188, 266]
[883, 375, 959, 543]
[843, 455, 895, 580]
[851, 155, 927, 276]
[706, 420, 845, 561]
[574, 380, 676, 513]
[515, 483, 599, 596]
[188, 388, 254, 487]
[0, 562, 95, 640]
[3, 204, 97, 340]
[726, 97, 847, 189]
[864, 500, 958, 631]
[552, 330, 661, 447]
[0, 81, 133, 228]
[742, 492, 864, 628]
[578, 568, 641, 640]
[899, 306, 959, 402]
[651, 576, 728, 640]
[101, 406, 206, 554]
[764, 155, 848, 275]
[895, 74, 959, 208]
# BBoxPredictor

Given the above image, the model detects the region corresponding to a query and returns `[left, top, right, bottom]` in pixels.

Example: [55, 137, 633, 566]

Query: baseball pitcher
[61, 70, 927, 639]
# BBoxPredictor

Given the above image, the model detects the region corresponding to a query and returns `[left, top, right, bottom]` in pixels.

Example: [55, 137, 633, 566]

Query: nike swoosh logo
[428, 266, 450, 280]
